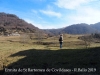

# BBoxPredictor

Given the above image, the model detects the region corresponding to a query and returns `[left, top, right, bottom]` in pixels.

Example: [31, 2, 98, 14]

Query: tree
[79, 35, 93, 48]
[34, 30, 44, 42]
[20, 33, 30, 43]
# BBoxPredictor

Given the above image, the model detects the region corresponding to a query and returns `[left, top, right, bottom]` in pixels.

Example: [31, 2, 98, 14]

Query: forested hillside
[0, 12, 43, 35]
[44, 23, 100, 35]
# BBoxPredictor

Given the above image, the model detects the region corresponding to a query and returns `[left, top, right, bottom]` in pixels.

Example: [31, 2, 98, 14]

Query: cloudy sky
[0, 0, 100, 29]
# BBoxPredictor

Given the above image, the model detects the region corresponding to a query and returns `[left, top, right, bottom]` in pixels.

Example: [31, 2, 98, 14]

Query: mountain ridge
[0, 12, 100, 35]
[43, 23, 100, 35]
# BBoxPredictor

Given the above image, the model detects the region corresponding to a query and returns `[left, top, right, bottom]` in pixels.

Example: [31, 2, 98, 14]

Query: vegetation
[0, 34, 100, 75]
[0, 12, 44, 35]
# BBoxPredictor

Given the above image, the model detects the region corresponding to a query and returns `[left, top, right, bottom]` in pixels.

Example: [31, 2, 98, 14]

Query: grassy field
[0, 35, 100, 75]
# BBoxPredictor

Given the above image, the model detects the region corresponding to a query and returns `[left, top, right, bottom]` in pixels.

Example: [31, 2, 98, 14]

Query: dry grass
[0, 34, 100, 75]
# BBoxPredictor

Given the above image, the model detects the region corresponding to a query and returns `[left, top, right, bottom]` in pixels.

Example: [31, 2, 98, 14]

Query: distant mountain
[0, 12, 44, 35]
[90, 22, 100, 32]
[43, 28, 64, 35]
[62, 23, 98, 34]
[43, 23, 100, 35]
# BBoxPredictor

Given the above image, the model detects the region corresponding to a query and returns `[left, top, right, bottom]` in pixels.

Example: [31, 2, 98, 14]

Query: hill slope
[90, 22, 100, 32]
[62, 23, 98, 34]
[43, 23, 99, 35]
[0, 12, 43, 35]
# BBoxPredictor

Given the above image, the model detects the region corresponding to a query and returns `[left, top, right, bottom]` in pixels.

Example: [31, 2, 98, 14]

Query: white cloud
[18, 0, 100, 29]
[55, 0, 97, 9]
[53, 0, 100, 25]
[68, 7, 100, 24]
[40, 10, 62, 18]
